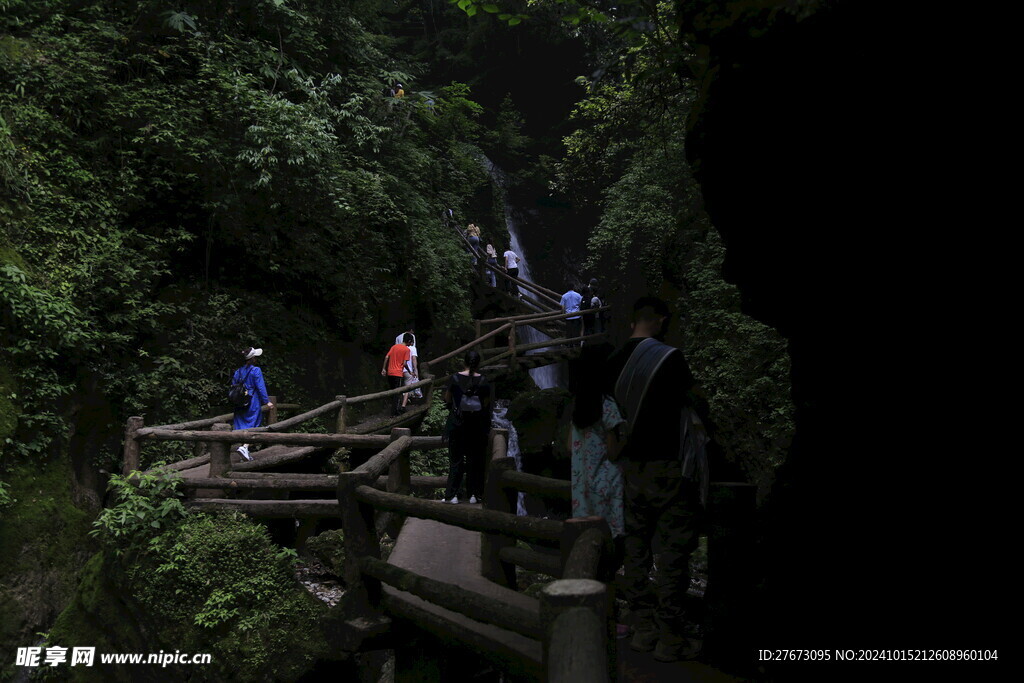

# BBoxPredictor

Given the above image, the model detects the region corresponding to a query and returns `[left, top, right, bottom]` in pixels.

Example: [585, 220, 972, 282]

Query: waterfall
[483, 157, 563, 390]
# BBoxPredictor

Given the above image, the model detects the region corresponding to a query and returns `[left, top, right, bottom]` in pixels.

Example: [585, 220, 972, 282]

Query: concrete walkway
[384, 511, 543, 678]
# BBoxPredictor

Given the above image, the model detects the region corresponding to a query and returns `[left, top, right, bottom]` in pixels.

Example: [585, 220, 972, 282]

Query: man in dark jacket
[606, 297, 707, 662]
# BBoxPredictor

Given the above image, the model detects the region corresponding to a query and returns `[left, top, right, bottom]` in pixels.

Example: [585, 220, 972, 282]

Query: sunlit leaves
[449, 0, 528, 26]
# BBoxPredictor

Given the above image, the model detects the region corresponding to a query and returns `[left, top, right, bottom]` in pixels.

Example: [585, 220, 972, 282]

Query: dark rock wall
[687, 0, 999, 649]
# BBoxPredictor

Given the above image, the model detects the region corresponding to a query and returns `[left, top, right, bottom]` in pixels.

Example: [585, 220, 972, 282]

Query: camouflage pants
[619, 460, 702, 633]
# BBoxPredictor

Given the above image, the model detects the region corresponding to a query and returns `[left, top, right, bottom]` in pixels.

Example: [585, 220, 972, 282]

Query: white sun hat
[246, 347, 263, 359]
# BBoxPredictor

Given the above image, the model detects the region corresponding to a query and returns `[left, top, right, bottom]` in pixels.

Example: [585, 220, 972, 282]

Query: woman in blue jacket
[233, 347, 273, 460]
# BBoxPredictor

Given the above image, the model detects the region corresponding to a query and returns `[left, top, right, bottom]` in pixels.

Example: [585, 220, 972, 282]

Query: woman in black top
[442, 351, 492, 504]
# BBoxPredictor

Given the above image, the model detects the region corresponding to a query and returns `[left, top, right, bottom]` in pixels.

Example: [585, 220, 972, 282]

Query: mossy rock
[306, 528, 345, 576]
[0, 457, 95, 674]
[46, 514, 329, 682]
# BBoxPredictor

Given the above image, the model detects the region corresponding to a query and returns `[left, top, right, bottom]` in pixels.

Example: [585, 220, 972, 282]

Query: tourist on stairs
[502, 245, 521, 296]
[466, 223, 481, 264]
[231, 346, 273, 462]
[396, 327, 421, 409]
[484, 244, 499, 287]
[382, 335, 413, 416]
[442, 351, 492, 504]
[560, 281, 583, 344]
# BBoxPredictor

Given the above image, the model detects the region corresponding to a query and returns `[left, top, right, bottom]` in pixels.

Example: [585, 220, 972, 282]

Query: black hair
[403, 333, 414, 344]
[464, 350, 481, 372]
[632, 296, 671, 324]
[569, 344, 614, 429]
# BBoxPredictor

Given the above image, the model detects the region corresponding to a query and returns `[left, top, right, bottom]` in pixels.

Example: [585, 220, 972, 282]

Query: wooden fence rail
[360, 556, 544, 640]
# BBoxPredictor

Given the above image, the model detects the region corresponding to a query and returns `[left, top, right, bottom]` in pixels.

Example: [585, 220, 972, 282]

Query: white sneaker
[449, 496, 459, 504]
[469, 495, 478, 504]
[237, 445, 252, 461]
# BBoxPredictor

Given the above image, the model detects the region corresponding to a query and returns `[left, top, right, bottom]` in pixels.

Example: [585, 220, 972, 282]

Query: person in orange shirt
[382, 334, 413, 415]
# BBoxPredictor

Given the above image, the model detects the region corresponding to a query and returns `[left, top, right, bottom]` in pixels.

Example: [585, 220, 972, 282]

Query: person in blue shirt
[560, 282, 584, 345]
[232, 347, 273, 461]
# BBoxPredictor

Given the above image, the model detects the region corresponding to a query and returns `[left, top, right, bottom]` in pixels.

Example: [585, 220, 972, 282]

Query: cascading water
[483, 157, 562, 390]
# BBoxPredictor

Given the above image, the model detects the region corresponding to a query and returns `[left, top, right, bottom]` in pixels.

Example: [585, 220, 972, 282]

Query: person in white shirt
[396, 328, 421, 408]
[503, 247, 521, 296]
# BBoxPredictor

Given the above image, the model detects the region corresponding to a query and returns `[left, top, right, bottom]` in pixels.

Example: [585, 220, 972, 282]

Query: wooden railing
[115, 230, 623, 677]
[453, 228, 562, 309]
[339, 426, 613, 682]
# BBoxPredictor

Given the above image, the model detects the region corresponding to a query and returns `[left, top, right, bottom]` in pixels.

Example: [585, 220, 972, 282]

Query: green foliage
[556, 18, 794, 490]
[420, 378, 451, 435]
[89, 468, 186, 555]
[128, 512, 323, 679]
[1, 0, 487, 467]
[451, 0, 528, 26]
[0, 479, 13, 509]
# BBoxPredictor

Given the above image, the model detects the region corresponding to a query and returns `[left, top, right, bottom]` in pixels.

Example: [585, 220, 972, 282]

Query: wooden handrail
[359, 556, 544, 640]
[483, 332, 608, 359]
[146, 403, 300, 431]
[480, 305, 611, 328]
[353, 485, 564, 542]
[352, 434, 413, 481]
[178, 475, 338, 491]
[249, 399, 344, 432]
[501, 470, 571, 500]
[498, 546, 561, 577]
[138, 429, 390, 447]
[345, 373, 437, 405]
[425, 323, 512, 367]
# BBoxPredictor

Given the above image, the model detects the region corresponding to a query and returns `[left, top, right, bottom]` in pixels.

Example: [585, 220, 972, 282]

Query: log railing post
[122, 416, 144, 476]
[267, 395, 278, 426]
[338, 471, 382, 614]
[334, 396, 348, 434]
[508, 324, 517, 371]
[481, 439, 517, 587]
[334, 396, 348, 472]
[421, 369, 435, 408]
[384, 428, 412, 537]
[559, 516, 610, 578]
[540, 579, 611, 683]
[191, 439, 206, 462]
[208, 423, 233, 477]
[474, 319, 482, 344]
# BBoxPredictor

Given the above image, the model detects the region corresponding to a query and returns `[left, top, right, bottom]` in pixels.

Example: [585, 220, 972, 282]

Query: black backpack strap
[614, 338, 678, 435]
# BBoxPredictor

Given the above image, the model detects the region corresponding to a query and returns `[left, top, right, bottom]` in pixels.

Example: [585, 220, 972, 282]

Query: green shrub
[127, 512, 323, 680]
[89, 468, 185, 555]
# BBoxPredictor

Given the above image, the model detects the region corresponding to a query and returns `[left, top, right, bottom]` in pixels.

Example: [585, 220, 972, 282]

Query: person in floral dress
[567, 346, 626, 537]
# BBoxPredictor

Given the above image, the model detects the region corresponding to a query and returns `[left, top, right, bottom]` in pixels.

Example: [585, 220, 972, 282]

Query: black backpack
[228, 366, 253, 410]
[457, 374, 483, 413]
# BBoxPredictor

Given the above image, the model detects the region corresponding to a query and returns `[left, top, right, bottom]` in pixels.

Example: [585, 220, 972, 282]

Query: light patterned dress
[570, 398, 626, 538]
